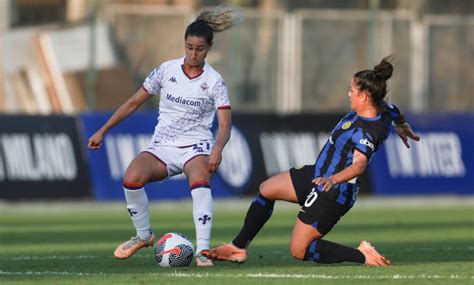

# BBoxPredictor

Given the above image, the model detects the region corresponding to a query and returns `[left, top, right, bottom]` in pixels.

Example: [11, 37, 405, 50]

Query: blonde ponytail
[197, 5, 244, 32]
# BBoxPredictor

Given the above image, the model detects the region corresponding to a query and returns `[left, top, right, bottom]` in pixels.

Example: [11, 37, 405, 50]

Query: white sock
[191, 187, 213, 253]
[124, 187, 152, 240]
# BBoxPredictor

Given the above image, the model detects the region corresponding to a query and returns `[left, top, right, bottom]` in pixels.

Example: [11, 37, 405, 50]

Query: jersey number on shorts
[193, 143, 210, 153]
[304, 187, 318, 207]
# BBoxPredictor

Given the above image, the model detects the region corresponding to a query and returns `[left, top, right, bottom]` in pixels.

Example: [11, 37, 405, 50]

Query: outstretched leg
[232, 192, 275, 248]
[202, 171, 298, 263]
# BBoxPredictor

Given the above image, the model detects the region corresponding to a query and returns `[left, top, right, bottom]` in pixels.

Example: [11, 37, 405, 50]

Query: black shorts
[289, 165, 351, 235]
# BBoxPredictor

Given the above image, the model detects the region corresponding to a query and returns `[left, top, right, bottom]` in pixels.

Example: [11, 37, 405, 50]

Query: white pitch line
[0, 271, 472, 280]
[7, 254, 149, 260]
[0, 271, 103, 276]
[243, 273, 474, 280]
[168, 272, 473, 280]
[10, 255, 99, 261]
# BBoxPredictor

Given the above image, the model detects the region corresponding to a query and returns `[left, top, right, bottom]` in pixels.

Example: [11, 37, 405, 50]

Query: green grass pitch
[0, 199, 473, 285]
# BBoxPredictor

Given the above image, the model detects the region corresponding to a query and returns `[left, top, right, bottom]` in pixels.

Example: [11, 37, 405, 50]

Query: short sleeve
[351, 128, 376, 160]
[212, 78, 231, 110]
[386, 103, 401, 122]
[142, 65, 164, 95]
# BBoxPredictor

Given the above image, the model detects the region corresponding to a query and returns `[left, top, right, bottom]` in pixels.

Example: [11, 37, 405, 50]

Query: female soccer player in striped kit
[88, 6, 243, 267]
[203, 57, 420, 266]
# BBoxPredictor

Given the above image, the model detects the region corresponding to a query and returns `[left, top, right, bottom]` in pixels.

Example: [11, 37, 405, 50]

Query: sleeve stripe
[217, 105, 231, 110]
[141, 85, 149, 93]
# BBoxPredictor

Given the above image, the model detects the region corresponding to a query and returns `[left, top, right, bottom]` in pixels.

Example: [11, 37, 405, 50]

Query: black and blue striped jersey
[314, 104, 401, 207]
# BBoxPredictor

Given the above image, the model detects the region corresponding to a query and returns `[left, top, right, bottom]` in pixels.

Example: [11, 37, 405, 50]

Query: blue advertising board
[369, 114, 474, 195]
[80, 111, 472, 200]
[79, 112, 254, 201]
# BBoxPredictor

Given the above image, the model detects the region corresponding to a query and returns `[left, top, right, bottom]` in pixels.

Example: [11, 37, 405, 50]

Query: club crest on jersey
[342, 121, 353, 129]
[200, 82, 209, 90]
[168, 77, 177, 83]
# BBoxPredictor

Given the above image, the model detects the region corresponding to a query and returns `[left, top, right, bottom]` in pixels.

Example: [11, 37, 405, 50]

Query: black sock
[232, 193, 275, 249]
[304, 239, 365, 264]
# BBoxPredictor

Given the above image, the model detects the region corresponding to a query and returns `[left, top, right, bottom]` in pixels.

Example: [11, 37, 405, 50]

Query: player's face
[348, 78, 368, 111]
[184, 36, 211, 67]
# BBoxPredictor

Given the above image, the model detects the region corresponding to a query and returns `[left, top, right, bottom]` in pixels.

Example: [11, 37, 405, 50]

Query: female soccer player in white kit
[87, 6, 244, 267]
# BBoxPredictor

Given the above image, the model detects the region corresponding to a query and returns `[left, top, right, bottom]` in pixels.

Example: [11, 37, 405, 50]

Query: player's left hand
[394, 122, 420, 148]
[312, 177, 337, 192]
[208, 150, 222, 173]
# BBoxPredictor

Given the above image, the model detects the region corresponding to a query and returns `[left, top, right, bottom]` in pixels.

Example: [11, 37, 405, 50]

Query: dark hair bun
[373, 56, 393, 80]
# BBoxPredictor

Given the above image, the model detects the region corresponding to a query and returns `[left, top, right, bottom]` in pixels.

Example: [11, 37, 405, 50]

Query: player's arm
[388, 104, 420, 148]
[88, 88, 151, 150]
[393, 115, 420, 148]
[313, 149, 368, 192]
[208, 108, 232, 173]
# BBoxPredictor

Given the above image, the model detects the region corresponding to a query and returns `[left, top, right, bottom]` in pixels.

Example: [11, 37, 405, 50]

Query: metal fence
[426, 15, 474, 112]
[105, 5, 193, 83]
[104, 5, 474, 113]
[296, 10, 412, 113]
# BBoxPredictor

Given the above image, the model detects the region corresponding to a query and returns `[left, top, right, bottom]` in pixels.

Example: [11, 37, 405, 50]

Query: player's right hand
[312, 176, 337, 192]
[88, 131, 104, 150]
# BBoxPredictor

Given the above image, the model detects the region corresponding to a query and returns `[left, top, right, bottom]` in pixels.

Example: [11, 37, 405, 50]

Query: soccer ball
[154, 232, 194, 267]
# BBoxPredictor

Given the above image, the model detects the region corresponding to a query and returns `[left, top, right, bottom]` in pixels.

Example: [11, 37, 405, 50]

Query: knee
[289, 242, 306, 260]
[123, 173, 146, 189]
[123, 181, 145, 190]
[258, 180, 272, 199]
[123, 164, 150, 186]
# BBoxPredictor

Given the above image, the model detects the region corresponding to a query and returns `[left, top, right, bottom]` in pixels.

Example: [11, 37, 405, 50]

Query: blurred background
[0, 0, 473, 201]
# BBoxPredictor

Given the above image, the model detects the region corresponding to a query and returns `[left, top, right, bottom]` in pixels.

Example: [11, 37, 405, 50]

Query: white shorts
[143, 142, 213, 178]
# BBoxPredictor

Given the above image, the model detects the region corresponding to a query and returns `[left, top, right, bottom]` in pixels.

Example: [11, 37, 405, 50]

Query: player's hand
[312, 177, 337, 192]
[208, 150, 222, 173]
[394, 122, 420, 148]
[88, 131, 104, 150]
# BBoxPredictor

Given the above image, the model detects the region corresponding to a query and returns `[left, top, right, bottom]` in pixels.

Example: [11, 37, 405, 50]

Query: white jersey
[142, 57, 230, 147]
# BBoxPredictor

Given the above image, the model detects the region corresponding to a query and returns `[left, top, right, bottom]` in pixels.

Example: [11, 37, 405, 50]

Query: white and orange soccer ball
[154, 232, 194, 267]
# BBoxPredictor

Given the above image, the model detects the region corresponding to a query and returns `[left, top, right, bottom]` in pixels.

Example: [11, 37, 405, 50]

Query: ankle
[137, 229, 153, 240]
[230, 243, 246, 251]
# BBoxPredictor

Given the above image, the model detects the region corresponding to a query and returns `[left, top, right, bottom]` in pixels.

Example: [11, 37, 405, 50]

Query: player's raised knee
[123, 179, 145, 190]
[258, 179, 272, 198]
[123, 167, 149, 188]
